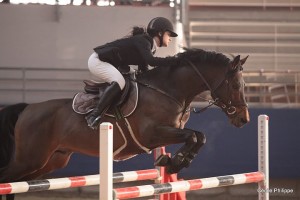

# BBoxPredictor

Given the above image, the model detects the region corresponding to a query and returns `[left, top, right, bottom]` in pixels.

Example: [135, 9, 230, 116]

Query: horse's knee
[195, 131, 206, 145]
[188, 131, 206, 145]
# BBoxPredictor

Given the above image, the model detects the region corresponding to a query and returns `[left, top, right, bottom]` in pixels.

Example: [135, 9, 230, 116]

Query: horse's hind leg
[0, 152, 71, 200]
[20, 150, 73, 181]
[153, 126, 206, 174]
[0, 141, 56, 183]
[5, 195, 14, 200]
[0, 141, 57, 183]
[0, 194, 14, 200]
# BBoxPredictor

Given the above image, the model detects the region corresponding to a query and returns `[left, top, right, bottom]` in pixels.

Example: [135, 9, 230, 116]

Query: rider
[86, 17, 178, 129]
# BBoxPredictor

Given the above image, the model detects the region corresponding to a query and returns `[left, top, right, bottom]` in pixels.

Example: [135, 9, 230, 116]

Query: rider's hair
[131, 26, 146, 36]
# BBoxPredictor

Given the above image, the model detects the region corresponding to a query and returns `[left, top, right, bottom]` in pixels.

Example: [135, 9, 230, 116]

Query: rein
[185, 59, 225, 111]
[130, 77, 184, 108]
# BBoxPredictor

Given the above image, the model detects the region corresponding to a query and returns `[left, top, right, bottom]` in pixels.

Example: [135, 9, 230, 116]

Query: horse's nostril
[240, 118, 248, 124]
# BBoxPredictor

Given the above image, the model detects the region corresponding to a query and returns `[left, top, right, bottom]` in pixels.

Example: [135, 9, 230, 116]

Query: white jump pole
[258, 115, 269, 200]
[100, 122, 113, 200]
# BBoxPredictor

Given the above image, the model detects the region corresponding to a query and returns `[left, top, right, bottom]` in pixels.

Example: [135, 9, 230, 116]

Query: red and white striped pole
[113, 171, 264, 199]
[0, 169, 159, 195]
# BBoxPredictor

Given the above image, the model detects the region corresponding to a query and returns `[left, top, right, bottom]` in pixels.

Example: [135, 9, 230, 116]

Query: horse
[0, 48, 249, 199]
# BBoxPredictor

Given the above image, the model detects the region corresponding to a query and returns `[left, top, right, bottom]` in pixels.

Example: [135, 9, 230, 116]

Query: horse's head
[211, 55, 249, 127]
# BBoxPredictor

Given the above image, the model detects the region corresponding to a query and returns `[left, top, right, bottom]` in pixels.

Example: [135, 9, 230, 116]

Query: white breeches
[88, 52, 125, 90]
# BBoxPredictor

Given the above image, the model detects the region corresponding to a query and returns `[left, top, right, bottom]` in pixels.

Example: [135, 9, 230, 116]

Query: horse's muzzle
[229, 106, 250, 128]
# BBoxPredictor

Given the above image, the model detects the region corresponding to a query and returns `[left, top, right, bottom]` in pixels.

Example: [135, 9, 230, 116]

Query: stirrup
[87, 116, 102, 130]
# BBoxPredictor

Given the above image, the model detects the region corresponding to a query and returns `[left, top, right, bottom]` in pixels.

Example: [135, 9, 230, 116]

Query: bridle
[186, 59, 248, 115]
[132, 58, 247, 116]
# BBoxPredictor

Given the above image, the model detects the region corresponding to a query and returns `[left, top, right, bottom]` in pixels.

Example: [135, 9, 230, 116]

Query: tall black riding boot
[85, 81, 121, 129]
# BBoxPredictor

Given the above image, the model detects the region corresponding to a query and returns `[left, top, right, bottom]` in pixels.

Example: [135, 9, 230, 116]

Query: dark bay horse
[0, 49, 249, 195]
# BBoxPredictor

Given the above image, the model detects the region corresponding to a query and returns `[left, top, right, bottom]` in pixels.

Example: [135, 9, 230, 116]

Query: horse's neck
[138, 65, 207, 106]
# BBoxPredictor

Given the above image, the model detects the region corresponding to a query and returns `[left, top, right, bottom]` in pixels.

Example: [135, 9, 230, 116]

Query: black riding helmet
[147, 17, 178, 47]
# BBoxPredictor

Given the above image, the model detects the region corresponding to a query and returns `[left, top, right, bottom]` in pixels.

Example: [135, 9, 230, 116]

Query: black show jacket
[93, 34, 176, 72]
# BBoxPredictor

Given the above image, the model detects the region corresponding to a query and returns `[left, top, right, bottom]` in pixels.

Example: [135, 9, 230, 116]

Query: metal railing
[189, 20, 300, 72]
[0, 67, 92, 105]
[193, 70, 300, 108]
[243, 70, 300, 108]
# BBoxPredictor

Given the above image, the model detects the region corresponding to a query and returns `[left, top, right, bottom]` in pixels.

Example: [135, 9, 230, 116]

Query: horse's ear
[240, 55, 249, 66]
[231, 55, 240, 70]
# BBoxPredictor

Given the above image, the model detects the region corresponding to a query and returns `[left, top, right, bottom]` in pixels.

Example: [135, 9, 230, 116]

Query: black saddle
[73, 74, 138, 117]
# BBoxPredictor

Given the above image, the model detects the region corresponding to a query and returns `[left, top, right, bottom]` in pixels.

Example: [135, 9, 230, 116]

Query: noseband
[186, 59, 247, 115]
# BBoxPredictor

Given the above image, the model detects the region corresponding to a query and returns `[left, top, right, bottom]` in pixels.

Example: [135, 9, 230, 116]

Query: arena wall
[0, 4, 177, 69]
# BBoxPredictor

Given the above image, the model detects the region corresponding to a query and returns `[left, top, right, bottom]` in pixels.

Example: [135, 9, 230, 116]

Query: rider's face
[161, 31, 172, 47]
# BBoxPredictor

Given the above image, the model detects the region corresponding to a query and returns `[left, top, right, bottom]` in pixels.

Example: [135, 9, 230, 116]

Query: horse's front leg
[153, 126, 206, 174]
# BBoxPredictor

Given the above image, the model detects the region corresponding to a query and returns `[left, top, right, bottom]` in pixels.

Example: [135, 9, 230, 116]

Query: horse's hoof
[154, 155, 171, 166]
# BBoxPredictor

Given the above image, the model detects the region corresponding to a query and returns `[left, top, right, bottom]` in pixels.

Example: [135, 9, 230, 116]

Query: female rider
[86, 17, 178, 129]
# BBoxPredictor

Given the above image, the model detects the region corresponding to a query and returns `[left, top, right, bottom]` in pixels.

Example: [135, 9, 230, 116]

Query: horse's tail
[0, 103, 28, 168]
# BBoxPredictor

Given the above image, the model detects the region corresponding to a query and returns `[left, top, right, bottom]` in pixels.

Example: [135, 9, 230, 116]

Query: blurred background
[0, 0, 300, 199]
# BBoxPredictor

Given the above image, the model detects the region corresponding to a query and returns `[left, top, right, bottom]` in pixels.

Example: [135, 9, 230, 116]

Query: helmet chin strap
[158, 32, 164, 47]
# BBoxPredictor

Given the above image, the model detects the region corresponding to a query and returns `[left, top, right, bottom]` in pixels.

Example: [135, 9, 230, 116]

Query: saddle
[72, 75, 138, 118]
